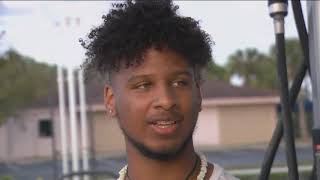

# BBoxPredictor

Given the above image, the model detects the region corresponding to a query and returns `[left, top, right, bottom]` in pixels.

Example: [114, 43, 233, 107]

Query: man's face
[105, 48, 202, 160]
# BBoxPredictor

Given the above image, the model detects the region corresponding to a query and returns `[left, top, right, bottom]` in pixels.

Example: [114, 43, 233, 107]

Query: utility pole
[68, 66, 80, 180]
[56, 15, 91, 180]
[57, 66, 69, 180]
[78, 68, 91, 180]
[307, 1, 320, 179]
[49, 68, 58, 180]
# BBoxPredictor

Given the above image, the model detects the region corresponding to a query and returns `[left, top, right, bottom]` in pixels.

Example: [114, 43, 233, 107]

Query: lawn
[237, 171, 312, 180]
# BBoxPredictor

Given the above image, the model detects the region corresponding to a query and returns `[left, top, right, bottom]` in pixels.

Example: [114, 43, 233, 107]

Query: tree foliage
[226, 48, 277, 90]
[269, 38, 303, 82]
[205, 60, 229, 82]
[225, 38, 303, 91]
[0, 49, 56, 124]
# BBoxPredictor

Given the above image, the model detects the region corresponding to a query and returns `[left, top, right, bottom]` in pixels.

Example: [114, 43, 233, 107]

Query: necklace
[117, 153, 208, 180]
[126, 154, 199, 180]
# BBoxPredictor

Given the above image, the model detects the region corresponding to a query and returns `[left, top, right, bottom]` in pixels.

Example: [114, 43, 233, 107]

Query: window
[39, 119, 53, 137]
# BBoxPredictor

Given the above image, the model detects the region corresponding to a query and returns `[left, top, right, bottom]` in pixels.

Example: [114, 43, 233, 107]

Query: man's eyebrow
[127, 74, 152, 84]
[172, 71, 193, 78]
[127, 71, 193, 83]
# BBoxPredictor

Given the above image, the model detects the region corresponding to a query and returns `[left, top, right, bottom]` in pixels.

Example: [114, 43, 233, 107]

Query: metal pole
[78, 69, 91, 180]
[307, 1, 320, 179]
[307, 0, 320, 132]
[259, 1, 311, 179]
[268, 1, 299, 179]
[67, 67, 80, 180]
[57, 66, 70, 180]
[49, 68, 58, 180]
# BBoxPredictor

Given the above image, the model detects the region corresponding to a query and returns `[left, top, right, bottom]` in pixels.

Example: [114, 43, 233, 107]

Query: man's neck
[125, 143, 198, 180]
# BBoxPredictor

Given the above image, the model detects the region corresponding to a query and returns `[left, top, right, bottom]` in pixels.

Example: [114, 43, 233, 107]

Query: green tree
[205, 60, 229, 82]
[269, 38, 303, 83]
[0, 49, 56, 124]
[226, 48, 277, 90]
[226, 38, 304, 91]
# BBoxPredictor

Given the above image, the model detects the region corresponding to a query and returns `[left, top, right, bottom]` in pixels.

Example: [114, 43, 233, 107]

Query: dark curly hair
[80, 0, 213, 82]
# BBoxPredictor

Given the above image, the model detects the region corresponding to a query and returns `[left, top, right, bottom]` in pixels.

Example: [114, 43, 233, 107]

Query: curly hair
[80, 0, 213, 81]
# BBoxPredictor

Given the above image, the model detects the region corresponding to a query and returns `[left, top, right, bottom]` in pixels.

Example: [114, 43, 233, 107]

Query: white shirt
[209, 163, 239, 180]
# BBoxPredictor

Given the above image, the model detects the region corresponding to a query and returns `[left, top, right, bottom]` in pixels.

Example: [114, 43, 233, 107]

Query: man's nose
[153, 85, 177, 110]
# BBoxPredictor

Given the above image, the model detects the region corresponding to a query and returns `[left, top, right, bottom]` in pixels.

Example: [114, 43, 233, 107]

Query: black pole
[259, 120, 283, 180]
[291, 0, 310, 72]
[275, 31, 299, 180]
[259, 61, 307, 180]
[263, 1, 300, 179]
[259, 0, 311, 179]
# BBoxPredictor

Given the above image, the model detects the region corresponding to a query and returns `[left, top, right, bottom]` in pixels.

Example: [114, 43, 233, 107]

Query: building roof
[201, 78, 277, 99]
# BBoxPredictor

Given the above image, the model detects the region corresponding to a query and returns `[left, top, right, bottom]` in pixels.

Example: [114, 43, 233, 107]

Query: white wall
[193, 107, 220, 148]
[0, 109, 55, 162]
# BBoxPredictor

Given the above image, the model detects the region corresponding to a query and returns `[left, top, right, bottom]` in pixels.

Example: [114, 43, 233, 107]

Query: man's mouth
[149, 120, 179, 135]
[147, 112, 183, 135]
[151, 120, 177, 128]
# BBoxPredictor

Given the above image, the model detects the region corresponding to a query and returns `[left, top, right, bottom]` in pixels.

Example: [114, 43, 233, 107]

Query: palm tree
[206, 59, 230, 82]
[226, 48, 277, 90]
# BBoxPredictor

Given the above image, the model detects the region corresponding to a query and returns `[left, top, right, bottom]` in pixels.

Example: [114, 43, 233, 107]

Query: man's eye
[135, 83, 151, 89]
[172, 80, 188, 87]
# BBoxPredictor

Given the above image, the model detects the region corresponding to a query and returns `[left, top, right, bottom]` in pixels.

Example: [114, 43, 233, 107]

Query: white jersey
[209, 163, 239, 180]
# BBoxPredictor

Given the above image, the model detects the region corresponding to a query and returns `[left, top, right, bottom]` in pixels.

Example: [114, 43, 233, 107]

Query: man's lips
[150, 122, 178, 135]
[147, 113, 183, 124]
[147, 113, 183, 135]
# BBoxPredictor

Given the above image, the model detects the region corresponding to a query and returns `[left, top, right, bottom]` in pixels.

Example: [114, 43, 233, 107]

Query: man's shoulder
[209, 163, 239, 180]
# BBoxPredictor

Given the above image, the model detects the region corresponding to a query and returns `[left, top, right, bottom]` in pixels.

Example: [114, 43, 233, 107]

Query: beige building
[0, 79, 279, 162]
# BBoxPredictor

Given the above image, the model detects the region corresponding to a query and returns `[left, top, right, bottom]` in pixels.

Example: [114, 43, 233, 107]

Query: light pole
[57, 16, 91, 180]
[307, 1, 320, 179]
[57, 65, 69, 180]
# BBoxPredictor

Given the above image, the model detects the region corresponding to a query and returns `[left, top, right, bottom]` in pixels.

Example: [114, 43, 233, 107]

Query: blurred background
[0, 1, 315, 180]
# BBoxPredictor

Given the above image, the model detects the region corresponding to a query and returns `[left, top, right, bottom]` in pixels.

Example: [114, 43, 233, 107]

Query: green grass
[237, 171, 312, 180]
[0, 176, 14, 180]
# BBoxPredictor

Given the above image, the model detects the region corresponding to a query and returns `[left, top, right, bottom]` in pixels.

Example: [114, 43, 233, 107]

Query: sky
[0, 1, 307, 69]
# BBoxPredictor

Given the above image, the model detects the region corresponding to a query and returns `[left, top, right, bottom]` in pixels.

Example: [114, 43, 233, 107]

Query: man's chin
[135, 143, 186, 161]
[127, 136, 193, 161]
[121, 126, 195, 161]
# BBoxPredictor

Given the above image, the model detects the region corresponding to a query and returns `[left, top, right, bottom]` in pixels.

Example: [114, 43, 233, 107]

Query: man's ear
[104, 85, 116, 117]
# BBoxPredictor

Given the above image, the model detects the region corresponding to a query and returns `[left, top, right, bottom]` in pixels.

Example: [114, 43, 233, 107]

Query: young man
[81, 0, 239, 179]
